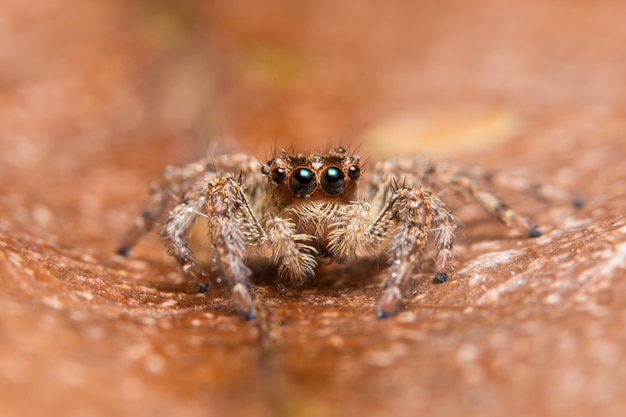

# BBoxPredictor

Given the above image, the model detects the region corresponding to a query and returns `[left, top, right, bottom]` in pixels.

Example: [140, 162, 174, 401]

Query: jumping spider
[117, 146, 581, 319]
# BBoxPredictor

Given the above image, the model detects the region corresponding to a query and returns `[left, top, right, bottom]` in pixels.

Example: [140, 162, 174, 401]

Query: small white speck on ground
[143, 354, 165, 374]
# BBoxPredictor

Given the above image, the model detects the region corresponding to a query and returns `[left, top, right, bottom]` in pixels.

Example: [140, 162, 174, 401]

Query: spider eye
[321, 167, 345, 195]
[347, 165, 361, 181]
[289, 168, 317, 197]
[271, 167, 287, 183]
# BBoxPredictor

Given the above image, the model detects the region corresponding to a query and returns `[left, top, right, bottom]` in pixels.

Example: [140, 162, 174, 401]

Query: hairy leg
[117, 161, 217, 256]
[330, 186, 456, 318]
[203, 177, 269, 318]
[160, 176, 264, 318]
[459, 165, 585, 207]
[159, 181, 211, 285]
[372, 157, 546, 237]
[117, 154, 261, 255]
[375, 187, 456, 318]
[424, 165, 542, 236]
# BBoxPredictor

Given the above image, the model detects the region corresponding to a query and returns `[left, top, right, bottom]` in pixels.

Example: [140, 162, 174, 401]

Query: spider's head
[261, 147, 362, 208]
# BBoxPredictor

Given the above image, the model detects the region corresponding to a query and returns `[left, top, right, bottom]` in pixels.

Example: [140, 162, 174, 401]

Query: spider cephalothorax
[261, 147, 361, 208]
[118, 146, 578, 319]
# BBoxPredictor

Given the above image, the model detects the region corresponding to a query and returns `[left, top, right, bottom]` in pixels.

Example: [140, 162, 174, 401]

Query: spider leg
[159, 182, 213, 287]
[201, 177, 319, 315]
[161, 175, 266, 319]
[147, 166, 318, 317]
[329, 188, 456, 318]
[427, 162, 586, 236]
[117, 153, 262, 256]
[198, 176, 268, 319]
[426, 166, 542, 237]
[375, 187, 456, 318]
[116, 183, 167, 256]
[116, 161, 215, 256]
[472, 167, 586, 208]
[374, 157, 580, 238]
[473, 186, 541, 236]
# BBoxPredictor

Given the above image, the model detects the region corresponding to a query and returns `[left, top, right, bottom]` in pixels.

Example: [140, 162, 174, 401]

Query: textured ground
[1, 1, 626, 416]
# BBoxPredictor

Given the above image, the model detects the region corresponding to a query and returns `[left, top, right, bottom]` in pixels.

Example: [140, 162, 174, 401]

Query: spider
[117, 146, 581, 319]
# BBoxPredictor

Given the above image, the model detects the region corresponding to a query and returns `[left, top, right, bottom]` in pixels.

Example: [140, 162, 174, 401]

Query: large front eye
[289, 168, 317, 197]
[321, 167, 345, 195]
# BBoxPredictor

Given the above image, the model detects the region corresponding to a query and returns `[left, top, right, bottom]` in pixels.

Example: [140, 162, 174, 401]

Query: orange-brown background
[1, 1, 625, 416]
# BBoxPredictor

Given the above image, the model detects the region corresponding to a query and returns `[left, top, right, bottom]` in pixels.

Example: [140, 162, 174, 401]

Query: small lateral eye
[321, 167, 345, 195]
[289, 168, 317, 197]
[347, 165, 361, 181]
[271, 167, 287, 183]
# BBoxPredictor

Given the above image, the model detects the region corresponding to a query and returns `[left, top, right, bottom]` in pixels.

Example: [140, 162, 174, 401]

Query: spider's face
[261, 147, 361, 209]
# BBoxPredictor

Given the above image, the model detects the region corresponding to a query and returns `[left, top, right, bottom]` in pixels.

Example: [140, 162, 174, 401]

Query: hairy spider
[117, 146, 581, 319]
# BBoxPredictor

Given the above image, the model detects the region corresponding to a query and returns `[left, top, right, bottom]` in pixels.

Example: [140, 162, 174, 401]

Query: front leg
[161, 176, 264, 319]
[205, 176, 277, 319]
[375, 187, 456, 318]
[330, 188, 456, 318]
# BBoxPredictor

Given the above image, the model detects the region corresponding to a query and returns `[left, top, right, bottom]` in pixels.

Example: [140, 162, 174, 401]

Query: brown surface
[1, 1, 626, 416]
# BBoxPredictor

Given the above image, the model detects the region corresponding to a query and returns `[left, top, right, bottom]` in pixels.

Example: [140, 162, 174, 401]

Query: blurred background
[3, 0, 624, 156]
[1, 1, 626, 416]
